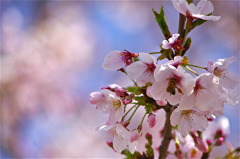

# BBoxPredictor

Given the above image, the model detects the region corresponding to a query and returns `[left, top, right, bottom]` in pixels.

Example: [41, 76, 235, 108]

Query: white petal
[139, 53, 157, 64]
[180, 72, 195, 95]
[193, 14, 221, 21]
[162, 40, 170, 49]
[187, 3, 200, 15]
[113, 134, 128, 153]
[167, 91, 183, 105]
[126, 61, 146, 79]
[180, 94, 196, 110]
[170, 108, 182, 126]
[179, 118, 190, 136]
[136, 71, 155, 87]
[150, 81, 168, 100]
[197, 0, 214, 15]
[102, 50, 125, 70]
[172, 0, 189, 15]
[219, 71, 238, 89]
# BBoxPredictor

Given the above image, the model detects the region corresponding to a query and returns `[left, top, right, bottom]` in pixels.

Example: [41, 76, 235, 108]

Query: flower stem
[186, 64, 207, 70]
[127, 105, 140, 122]
[159, 104, 174, 159]
[184, 66, 199, 76]
[178, 13, 186, 37]
[149, 52, 162, 54]
[122, 105, 137, 121]
[139, 112, 147, 127]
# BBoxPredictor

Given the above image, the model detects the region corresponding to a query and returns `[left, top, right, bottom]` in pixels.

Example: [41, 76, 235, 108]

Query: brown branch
[159, 104, 174, 159]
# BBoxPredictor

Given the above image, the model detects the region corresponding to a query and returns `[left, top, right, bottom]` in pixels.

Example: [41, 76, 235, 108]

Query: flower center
[194, 80, 205, 95]
[166, 75, 183, 95]
[108, 97, 121, 110]
[213, 67, 223, 77]
[146, 63, 156, 72]
[120, 50, 134, 66]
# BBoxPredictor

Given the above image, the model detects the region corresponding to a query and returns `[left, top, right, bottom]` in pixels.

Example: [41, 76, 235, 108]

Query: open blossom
[165, 55, 184, 68]
[207, 57, 238, 89]
[179, 73, 224, 114]
[170, 108, 209, 136]
[172, 0, 221, 21]
[150, 64, 195, 105]
[98, 123, 137, 153]
[126, 53, 157, 86]
[162, 34, 184, 51]
[90, 89, 124, 124]
[102, 50, 138, 70]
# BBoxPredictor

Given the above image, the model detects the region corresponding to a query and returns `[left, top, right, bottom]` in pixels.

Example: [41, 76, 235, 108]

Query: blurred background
[0, 0, 239, 158]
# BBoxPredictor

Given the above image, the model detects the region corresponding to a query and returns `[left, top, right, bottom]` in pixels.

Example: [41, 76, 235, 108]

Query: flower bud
[215, 137, 224, 146]
[106, 140, 113, 148]
[147, 113, 157, 128]
[123, 120, 130, 127]
[195, 137, 208, 152]
[115, 88, 127, 97]
[206, 139, 213, 146]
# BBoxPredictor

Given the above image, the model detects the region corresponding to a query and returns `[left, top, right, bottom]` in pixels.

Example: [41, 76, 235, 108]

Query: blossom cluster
[90, 0, 239, 157]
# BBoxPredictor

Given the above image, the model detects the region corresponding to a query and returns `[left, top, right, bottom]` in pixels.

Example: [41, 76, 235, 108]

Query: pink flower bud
[195, 137, 208, 152]
[106, 140, 113, 148]
[215, 137, 224, 146]
[206, 139, 213, 145]
[156, 100, 167, 106]
[147, 113, 157, 128]
[89, 92, 104, 104]
[115, 88, 127, 97]
[130, 130, 140, 143]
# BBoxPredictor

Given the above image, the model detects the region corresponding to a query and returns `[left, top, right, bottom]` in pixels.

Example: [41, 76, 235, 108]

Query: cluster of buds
[90, 0, 239, 158]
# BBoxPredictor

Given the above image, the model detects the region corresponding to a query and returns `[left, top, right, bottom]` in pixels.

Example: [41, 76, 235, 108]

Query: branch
[159, 104, 174, 159]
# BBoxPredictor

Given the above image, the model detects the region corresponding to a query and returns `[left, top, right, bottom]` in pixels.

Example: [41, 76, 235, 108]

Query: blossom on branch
[150, 64, 195, 105]
[98, 123, 137, 153]
[102, 50, 138, 70]
[172, 0, 221, 21]
[179, 73, 224, 115]
[126, 53, 157, 86]
[90, 89, 124, 124]
[162, 34, 184, 52]
[170, 108, 209, 136]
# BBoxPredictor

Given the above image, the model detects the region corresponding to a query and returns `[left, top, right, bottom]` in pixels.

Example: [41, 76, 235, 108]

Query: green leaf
[122, 149, 143, 159]
[127, 87, 142, 95]
[190, 19, 207, 31]
[152, 7, 171, 39]
[134, 96, 146, 105]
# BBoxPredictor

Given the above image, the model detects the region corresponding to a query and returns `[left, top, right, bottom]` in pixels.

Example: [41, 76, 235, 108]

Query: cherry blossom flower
[98, 123, 137, 153]
[90, 89, 124, 124]
[162, 34, 184, 52]
[172, 0, 221, 21]
[179, 73, 224, 114]
[170, 108, 209, 136]
[165, 55, 184, 68]
[150, 64, 195, 105]
[207, 57, 238, 89]
[102, 50, 138, 70]
[126, 53, 157, 86]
